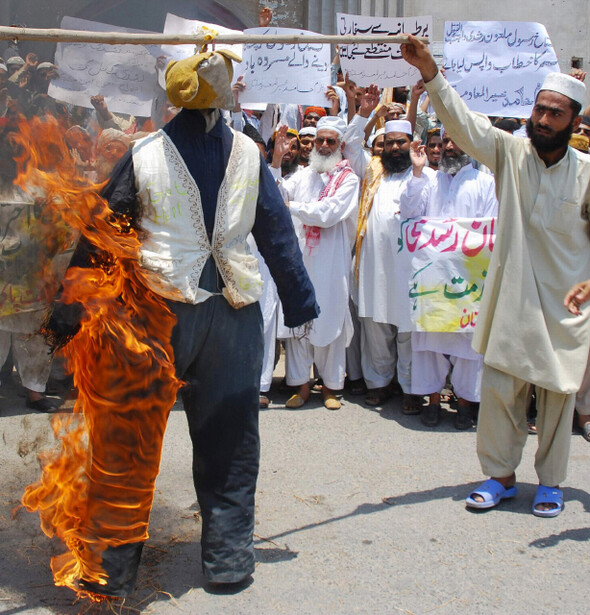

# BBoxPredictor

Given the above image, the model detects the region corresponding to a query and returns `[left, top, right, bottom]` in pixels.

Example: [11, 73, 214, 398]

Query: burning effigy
[15, 113, 182, 600]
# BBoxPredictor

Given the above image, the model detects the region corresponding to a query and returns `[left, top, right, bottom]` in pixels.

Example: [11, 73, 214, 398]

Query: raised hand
[359, 84, 381, 117]
[400, 34, 438, 82]
[409, 140, 427, 177]
[259, 7, 273, 27]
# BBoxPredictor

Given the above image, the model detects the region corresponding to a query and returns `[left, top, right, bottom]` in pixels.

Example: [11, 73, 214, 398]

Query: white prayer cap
[0, 63, 7, 73]
[37, 62, 57, 71]
[367, 127, 385, 148]
[385, 119, 412, 136]
[540, 72, 586, 107]
[298, 126, 317, 138]
[6, 56, 24, 66]
[316, 116, 347, 138]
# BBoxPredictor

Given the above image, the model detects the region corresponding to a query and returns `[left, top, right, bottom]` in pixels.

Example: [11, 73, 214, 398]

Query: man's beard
[281, 155, 300, 176]
[309, 148, 343, 174]
[438, 151, 471, 175]
[526, 117, 575, 153]
[95, 155, 116, 182]
[381, 149, 411, 174]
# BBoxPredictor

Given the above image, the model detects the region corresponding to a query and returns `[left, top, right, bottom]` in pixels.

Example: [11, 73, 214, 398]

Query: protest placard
[337, 13, 432, 88]
[48, 16, 159, 117]
[237, 27, 331, 106]
[443, 21, 560, 117]
[397, 217, 495, 332]
[161, 13, 243, 62]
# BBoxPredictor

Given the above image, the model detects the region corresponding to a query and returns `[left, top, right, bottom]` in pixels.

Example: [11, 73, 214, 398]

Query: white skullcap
[37, 62, 56, 71]
[6, 56, 24, 66]
[316, 116, 347, 138]
[367, 127, 385, 148]
[540, 72, 586, 107]
[0, 63, 7, 73]
[298, 126, 317, 138]
[385, 119, 412, 136]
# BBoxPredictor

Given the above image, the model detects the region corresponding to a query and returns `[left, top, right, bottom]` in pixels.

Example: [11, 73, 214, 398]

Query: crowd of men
[3, 10, 590, 598]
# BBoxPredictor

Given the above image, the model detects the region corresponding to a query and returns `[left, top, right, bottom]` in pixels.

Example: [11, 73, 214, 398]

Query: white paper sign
[337, 14, 432, 87]
[443, 21, 560, 117]
[48, 16, 159, 117]
[161, 14, 243, 62]
[237, 27, 331, 106]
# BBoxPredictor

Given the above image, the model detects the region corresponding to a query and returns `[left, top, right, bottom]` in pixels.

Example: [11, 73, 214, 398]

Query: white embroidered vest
[132, 129, 263, 308]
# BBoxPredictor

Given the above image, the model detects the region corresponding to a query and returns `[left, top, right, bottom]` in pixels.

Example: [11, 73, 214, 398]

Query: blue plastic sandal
[465, 478, 518, 509]
[532, 485, 563, 518]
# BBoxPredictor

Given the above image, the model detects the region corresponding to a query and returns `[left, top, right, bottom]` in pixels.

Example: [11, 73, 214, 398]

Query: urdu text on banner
[237, 28, 331, 106]
[337, 14, 432, 88]
[399, 217, 495, 333]
[443, 21, 560, 118]
[48, 16, 160, 117]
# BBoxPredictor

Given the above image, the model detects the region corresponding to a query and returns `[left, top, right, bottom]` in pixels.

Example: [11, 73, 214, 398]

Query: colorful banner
[398, 217, 495, 332]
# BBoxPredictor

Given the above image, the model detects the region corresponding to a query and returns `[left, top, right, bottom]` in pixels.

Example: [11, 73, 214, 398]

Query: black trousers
[83, 293, 263, 596]
[171, 295, 263, 583]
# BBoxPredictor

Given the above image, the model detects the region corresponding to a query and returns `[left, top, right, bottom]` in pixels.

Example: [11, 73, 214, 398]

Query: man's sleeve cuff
[424, 70, 446, 94]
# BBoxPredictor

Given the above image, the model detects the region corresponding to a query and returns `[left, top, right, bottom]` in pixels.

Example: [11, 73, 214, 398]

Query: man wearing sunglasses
[271, 116, 360, 410]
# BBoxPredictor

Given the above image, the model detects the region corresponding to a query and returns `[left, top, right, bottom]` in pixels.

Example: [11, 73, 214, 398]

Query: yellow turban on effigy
[165, 49, 241, 110]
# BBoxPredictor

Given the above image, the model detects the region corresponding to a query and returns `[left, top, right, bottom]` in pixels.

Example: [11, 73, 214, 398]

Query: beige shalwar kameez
[425, 72, 590, 484]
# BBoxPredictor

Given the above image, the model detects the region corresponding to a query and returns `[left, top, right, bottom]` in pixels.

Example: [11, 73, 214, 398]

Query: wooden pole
[0, 25, 428, 46]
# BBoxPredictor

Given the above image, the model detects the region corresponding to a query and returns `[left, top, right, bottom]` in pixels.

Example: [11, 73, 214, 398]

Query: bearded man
[345, 107, 435, 412]
[400, 132, 498, 429]
[298, 126, 316, 167]
[269, 127, 300, 178]
[270, 117, 359, 410]
[402, 35, 590, 518]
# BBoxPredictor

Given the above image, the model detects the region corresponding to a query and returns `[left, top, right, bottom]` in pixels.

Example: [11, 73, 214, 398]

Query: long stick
[0, 25, 428, 46]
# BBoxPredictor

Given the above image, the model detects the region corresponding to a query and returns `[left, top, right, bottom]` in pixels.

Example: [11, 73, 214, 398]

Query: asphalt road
[1, 371, 589, 615]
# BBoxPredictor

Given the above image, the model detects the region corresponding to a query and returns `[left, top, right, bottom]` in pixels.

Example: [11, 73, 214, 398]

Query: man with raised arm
[401, 35, 590, 517]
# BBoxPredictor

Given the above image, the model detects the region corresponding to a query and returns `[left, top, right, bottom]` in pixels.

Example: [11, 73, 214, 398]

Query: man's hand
[411, 79, 426, 101]
[259, 7, 273, 27]
[409, 140, 427, 177]
[339, 73, 357, 102]
[232, 75, 245, 112]
[570, 67, 587, 83]
[564, 279, 590, 315]
[25, 52, 38, 70]
[358, 84, 381, 118]
[271, 125, 291, 168]
[90, 94, 112, 121]
[400, 34, 438, 83]
[325, 86, 340, 115]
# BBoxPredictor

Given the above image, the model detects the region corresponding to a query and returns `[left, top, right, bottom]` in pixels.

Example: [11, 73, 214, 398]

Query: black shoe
[402, 393, 423, 415]
[26, 397, 61, 413]
[421, 403, 441, 427]
[454, 405, 473, 430]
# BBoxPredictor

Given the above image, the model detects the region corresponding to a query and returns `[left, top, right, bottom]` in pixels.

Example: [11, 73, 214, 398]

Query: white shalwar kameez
[270, 164, 359, 390]
[247, 237, 278, 393]
[400, 163, 498, 401]
[355, 166, 434, 392]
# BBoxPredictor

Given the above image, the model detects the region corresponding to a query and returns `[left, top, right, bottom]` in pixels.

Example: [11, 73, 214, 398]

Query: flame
[15, 115, 182, 598]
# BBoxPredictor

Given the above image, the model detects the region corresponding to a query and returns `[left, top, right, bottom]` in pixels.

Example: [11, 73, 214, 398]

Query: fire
[15, 115, 183, 598]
